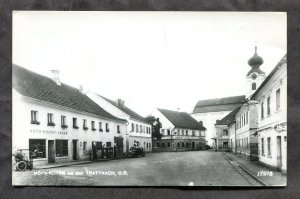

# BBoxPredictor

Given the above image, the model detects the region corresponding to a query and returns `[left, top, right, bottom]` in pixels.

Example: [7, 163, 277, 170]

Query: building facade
[151, 109, 206, 152]
[191, 95, 245, 147]
[87, 93, 152, 153]
[13, 65, 127, 167]
[251, 55, 287, 173]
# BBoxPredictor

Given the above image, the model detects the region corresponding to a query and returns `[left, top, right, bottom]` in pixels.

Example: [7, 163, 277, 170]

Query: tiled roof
[13, 64, 125, 122]
[99, 95, 150, 124]
[193, 95, 245, 113]
[251, 54, 287, 99]
[215, 107, 241, 126]
[158, 108, 206, 130]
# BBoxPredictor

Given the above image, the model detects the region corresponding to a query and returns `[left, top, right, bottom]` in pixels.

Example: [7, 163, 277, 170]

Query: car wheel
[16, 161, 27, 171]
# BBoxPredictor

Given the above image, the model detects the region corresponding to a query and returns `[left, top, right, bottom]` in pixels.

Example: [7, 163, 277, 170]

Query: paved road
[13, 151, 257, 186]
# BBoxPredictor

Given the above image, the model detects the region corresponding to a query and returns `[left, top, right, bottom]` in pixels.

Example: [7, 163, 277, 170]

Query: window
[91, 121, 96, 131]
[31, 111, 40, 124]
[186, 142, 189, 147]
[106, 123, 109, 132]
[182, 142, 185, 147]
[83, 142, 87, 151]
[167, 130, 170, 136]
[140, 125, 142, 133]
[246, 111, 248, 124]
[162, 143, 165, 147]
[261, 102, 264, 119]
[261, 138, 264, 155]
[223, 130, 228, 136]
[106, 142, 111, 147]
[131, 123, 134, 132]
[246, 138, 248, 149]
[167, 142, 170, 147]
[83, 119, 88, 130]
[192, 131, 195, 136]
[161, 129, 165, 134]
[117, 125, 121, 133]
[56, 140, 68, 157]
[29, 139, 46, 159]
[252, 82, 256, 90]
[61, 116, 68, 128]
[177, 142, 180, 147]
[99, 122, 103, 132]
[182, 130, 184, 135]
[143, 126, 145, 133]
[136, 124, 139, 132]
[157, 142, 160, 147]
[276, 89, 281, 110]
[73, 118, 78, 129]
[149, 143, 151, 148]
[146, 143, 148, 148]
[267, 137, 271, 156]
[186, 131, 188, 136]
[267, 97, 271, 116]
[47, 113, 55, 126]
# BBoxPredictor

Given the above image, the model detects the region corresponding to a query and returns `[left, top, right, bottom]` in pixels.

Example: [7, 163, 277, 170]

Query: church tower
[246, 45, 266, 96]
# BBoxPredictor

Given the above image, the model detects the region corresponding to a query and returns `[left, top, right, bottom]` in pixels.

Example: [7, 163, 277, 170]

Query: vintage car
[127, 147, 145, 158]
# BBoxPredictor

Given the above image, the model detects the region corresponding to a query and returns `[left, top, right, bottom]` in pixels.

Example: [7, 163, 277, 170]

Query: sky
[13, 11, 287, 117]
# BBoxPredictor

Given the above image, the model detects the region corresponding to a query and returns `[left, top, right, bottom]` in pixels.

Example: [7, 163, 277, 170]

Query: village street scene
[12, 12, 286, 186]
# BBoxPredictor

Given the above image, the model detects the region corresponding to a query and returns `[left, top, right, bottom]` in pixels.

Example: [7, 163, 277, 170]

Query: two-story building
[13, 65, 127, 167]
[251, 55, 287, 173]
[151, 108, 206, 152]
[87, 93, 152, 153]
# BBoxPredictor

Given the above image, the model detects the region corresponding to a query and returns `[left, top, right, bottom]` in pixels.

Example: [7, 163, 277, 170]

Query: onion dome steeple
[248, 45, 264, 67]
[246, 45, 265, 76]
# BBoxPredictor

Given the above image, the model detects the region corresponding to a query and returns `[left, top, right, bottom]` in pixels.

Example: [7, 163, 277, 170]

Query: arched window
[252, 82, 256, 90]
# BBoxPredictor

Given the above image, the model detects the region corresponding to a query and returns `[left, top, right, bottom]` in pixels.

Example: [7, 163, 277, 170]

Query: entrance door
[48, 140, 55, 163]
[277, 136, 282, 170]
[72, 140, 77, 160]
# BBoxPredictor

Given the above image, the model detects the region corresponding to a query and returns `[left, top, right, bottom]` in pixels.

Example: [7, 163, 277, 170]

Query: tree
[145, 115, 163, 140]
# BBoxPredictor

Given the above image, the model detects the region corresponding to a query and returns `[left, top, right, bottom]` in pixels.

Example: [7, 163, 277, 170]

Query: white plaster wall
[13, 89, 127, 165]
[191, 111, 231, 146]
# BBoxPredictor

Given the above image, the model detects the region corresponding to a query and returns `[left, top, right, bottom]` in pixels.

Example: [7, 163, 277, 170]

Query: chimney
[79, 85, 84, 93]
[199, 121, 203, 126]
[50, 69, 61, 86]
[116, 99, 125, 107]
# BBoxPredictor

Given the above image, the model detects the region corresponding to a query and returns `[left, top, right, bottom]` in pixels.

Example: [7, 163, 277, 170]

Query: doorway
[277, 136, 282, 170]
[72, 140, 78, 160]
[48, 140, 55, 163]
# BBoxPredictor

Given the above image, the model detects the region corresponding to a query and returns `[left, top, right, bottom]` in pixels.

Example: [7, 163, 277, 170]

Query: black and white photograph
[12, 11, 287, 186]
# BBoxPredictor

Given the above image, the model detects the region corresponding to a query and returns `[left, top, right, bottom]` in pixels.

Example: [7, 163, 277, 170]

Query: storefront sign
[30, 129, 68, 135]
[274, 122, 287, 133]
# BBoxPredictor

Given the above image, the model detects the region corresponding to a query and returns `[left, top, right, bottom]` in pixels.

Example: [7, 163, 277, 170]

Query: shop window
[117, 125, 121, 133]
[267, 97, 271, 116]
[267, 137, 271, 156]
[56, 140, 68, 157]
[276, 89, 281, 110]
[91, 121, 96, 131]
[47, 113, 55, 126]
[131, 123, 134, 132]
[73, 117, 79, 129]
[83, 119, 88, 130]
[31, 110, 40, 125]
[61, 116, 68, 128]
[99, 122, 103, 132]
[29, 139, 46, 159]
[106, 123, 110, 132]
[83, 142, 87, 151]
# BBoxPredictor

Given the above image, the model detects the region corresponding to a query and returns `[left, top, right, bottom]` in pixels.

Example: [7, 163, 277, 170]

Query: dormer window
[31, 110, 40, 125]
[47, 113, 55, 126]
